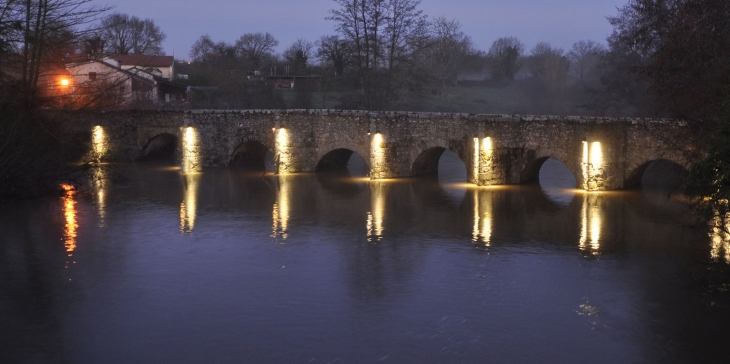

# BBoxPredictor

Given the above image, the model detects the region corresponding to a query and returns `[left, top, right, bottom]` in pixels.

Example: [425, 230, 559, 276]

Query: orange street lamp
[60, 78, 70, 86]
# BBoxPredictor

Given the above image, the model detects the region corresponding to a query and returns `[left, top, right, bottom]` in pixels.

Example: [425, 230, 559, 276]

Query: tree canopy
[100, 13, 166, 55]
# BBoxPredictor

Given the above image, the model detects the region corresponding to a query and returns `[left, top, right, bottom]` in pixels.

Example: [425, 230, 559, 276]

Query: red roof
[112, 55, 174, 68]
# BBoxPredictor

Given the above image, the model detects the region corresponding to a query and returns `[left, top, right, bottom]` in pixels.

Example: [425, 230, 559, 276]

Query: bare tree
[283, 38, 314, 74]
[316, 35, 351, 77]
[189, 34, 217, 63]
[0, 0, 111, 199]
[524, 42, 571, 114]
[427, 17, 473, 99]
[487, 37, 524, 83]
[327, 0, 428, 109]
[234, 32, 278, 69]
[101, 13, 166, 55]
[383, 0, 427, 71]
[0, 0, 109, 101]
[567, 40, 605, 89]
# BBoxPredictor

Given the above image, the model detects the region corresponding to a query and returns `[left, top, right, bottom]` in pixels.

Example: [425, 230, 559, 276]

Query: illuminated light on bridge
[367, 181, 385, 243]
[473, 138, 480, 183]
[473, 136, 494, 185]
[92, 126, 107, 162]
[182, 127, 202, 173]
[590, 142, 603, 166]
[579, 193, 602, 255]
[581, 141, 604, 191]
[275, 128, 292, 175]
[483, 137, 492, 153]
[180, 174, 200, 233]
[483, 137, 493, 183]
[370, 133, 387, 179]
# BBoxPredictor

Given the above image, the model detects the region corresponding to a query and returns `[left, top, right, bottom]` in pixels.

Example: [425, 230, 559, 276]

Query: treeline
[177, 0, 661, 116]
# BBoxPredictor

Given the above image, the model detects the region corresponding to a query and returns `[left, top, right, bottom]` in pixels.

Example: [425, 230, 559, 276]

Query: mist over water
[0, 159, 728, 363]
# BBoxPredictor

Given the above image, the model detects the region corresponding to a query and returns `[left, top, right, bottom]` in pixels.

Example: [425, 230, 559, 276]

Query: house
[64, 55, 187, 107]
[111, 54, 175, 80]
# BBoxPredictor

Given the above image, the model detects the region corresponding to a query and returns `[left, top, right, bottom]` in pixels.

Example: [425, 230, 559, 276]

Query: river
[1, 153, 729, 363]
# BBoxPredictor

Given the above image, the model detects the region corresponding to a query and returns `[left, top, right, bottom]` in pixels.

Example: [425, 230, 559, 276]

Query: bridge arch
[315, 141, 370, 173]
[624, 158, 688, 190]
[229, 140, 274, 171]
[520, 156, 580, 188]
[411, 140, 468, 177]
[139, 133, 177, 161]
[316, 148, 368, 172]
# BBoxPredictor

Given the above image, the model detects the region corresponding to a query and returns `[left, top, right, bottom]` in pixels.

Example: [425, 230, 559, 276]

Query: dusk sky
[92, 0, 628, 59]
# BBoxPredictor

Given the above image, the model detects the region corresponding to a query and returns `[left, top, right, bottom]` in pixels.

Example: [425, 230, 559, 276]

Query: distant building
[64, 55, 187, 107]
[265, 75, 321, 89]
[110, 54, 175, 80]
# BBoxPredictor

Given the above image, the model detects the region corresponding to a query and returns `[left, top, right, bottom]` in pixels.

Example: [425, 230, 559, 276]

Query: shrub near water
[0, 100, 85, 201]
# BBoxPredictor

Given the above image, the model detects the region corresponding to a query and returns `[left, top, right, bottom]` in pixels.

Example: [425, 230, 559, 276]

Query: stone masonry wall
[65, 110, 696, 191]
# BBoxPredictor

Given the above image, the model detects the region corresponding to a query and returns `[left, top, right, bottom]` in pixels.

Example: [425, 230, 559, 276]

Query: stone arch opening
[521, 157, 577, 207]
[230, 141, 274, 171]
[625, 159, 688, 192]
[316, 148, 369, 176]
[412, 147, 468, 184]
[437, 150, 468, 187]
[521, 157, 577, 188]
[412, 147, 446, 177]
[139, 133, 177, 162]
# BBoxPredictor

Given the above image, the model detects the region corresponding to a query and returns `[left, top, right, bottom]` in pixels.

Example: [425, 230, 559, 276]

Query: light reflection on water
[471, 188, 493, 246]
[180, 173, 200, 233]
[367, 181, 386, 242]
[61, 184, 78, 253]
[271, 175, 291, 241]
[711, 213, 730, 264]
[0, 162, 728, 364]
[579, 193, 603, 256]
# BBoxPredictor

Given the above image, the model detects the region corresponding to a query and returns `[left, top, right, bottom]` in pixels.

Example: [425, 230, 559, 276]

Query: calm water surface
[1, 156, 729, 363]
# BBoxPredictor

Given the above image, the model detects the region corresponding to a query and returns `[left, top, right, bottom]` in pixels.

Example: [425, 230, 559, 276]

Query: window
[88, 72, 97, 81]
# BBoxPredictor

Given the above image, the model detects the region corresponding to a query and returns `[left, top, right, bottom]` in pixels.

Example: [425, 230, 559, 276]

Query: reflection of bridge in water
[98, 167, 702, 260]
[68, 109, 696, 192]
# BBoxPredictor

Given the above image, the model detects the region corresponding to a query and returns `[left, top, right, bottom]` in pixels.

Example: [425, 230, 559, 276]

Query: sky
[90, 0, 628, 60]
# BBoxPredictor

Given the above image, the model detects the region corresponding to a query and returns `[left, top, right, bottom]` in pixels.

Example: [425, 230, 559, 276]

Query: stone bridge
[65, 109, 696, 191]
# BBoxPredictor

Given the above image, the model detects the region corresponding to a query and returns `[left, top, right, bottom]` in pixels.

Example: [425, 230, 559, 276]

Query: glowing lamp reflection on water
[579, 193, 602, 255]
[472, 189, 493, 246]
[180, 174, 200, 233]
[271, 176, 291, 241]
[710, 212, 730, 264]
[367, 181, 385, 242]
[60, 184, 78, 252]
